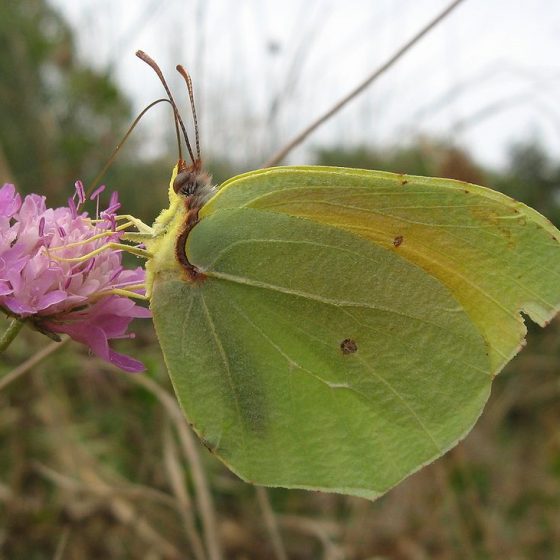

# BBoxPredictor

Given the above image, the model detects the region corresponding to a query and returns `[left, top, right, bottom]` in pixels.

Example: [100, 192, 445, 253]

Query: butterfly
[130, 51, 560, 499]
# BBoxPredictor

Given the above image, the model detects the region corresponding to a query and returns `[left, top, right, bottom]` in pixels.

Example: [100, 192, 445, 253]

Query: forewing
[201, 166, 560, 373]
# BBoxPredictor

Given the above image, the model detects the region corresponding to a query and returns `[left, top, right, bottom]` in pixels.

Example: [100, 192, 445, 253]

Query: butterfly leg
[113, 214, 155, 235]
[89, 284, 149, 301]
[47, 222, 139, 254]
[48, 242, 151, 263]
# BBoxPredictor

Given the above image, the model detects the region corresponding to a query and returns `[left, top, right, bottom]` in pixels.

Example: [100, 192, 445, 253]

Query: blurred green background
[1, 1, 560, 558]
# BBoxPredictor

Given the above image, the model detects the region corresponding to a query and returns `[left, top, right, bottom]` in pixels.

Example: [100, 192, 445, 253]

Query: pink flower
[0, 182, 150, 372]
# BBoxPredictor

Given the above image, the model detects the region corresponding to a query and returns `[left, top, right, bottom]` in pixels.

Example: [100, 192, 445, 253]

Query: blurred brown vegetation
[1, 294, 560, 559]
[1, 1, 560, 559]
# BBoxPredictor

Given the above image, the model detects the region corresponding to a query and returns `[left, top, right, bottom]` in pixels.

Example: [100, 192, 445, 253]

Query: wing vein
[206, 269, 481, 348]
[226, 295, 404, 471]
[199, 291, 248, 452]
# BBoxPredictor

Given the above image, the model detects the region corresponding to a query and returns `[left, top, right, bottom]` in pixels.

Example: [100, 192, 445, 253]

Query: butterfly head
[172, 158, 216, 209]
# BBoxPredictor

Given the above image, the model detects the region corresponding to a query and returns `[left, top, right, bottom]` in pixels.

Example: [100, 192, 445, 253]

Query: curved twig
[0, 336, 70, 392]
[256, 486, 288, 560]
[264, 0, 467, 167]
[124, 371, 223, 560]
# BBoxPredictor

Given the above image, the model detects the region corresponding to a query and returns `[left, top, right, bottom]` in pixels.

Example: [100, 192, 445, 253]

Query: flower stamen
[74, 180, 86, 206]
[90, 185, 106, 217]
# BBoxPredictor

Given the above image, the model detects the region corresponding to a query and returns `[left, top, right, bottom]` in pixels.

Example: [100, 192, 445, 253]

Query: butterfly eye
[173, 171, 192, 194]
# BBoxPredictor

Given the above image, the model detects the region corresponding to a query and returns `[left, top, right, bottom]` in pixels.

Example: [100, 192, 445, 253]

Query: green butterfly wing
[151, 166, 560, 499]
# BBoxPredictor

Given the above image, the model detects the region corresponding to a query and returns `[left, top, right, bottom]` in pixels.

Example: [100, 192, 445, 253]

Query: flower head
[0, 182, 150, 372]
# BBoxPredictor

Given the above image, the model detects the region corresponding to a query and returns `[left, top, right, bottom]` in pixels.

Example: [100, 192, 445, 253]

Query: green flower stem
[0, 318, 25, 353]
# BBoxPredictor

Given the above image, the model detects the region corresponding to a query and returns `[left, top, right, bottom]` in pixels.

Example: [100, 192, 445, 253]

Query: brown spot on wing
[340, 338, 358, 354]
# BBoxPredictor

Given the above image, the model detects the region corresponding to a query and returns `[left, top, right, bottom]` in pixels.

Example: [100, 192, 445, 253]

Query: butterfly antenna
[176, 65, 201, 162]
[85, 98, 174, 197]
[136, 50, 196, 164]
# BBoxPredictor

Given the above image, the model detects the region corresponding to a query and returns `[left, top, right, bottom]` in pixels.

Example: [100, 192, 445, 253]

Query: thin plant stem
[0, 336, 70, 392]
[263, 0, 468, 167]
[0, 318, 25, 353]
[53, 526, 71, 560]
[256, 486, 288, 560]
[34, 463, 183, 559]
[163, 420, 207, 560]
[124, 371, 223, 560]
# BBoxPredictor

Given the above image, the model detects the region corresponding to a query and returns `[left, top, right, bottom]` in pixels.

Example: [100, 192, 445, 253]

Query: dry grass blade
[163, 420, 207, 560]
[0, 482, 12, 502]
[33, 374, 186, 560]
[264, 0, 467, 167]
[33, 461, 180, 510]
[52, 526, 70, 560]
[0, 336, 70, 392]
[124, 370, 223, 560]
[279, 515, 343, 560]
[256, 486, 288, 560]
[34, 462, 183, 560]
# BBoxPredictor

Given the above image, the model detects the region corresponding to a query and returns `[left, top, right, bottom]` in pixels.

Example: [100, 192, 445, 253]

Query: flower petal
[1, 183, 149, 372]
[0, 184, 22, 218]
[36, 290, 69, 312]
[106, 348, 145, 373]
